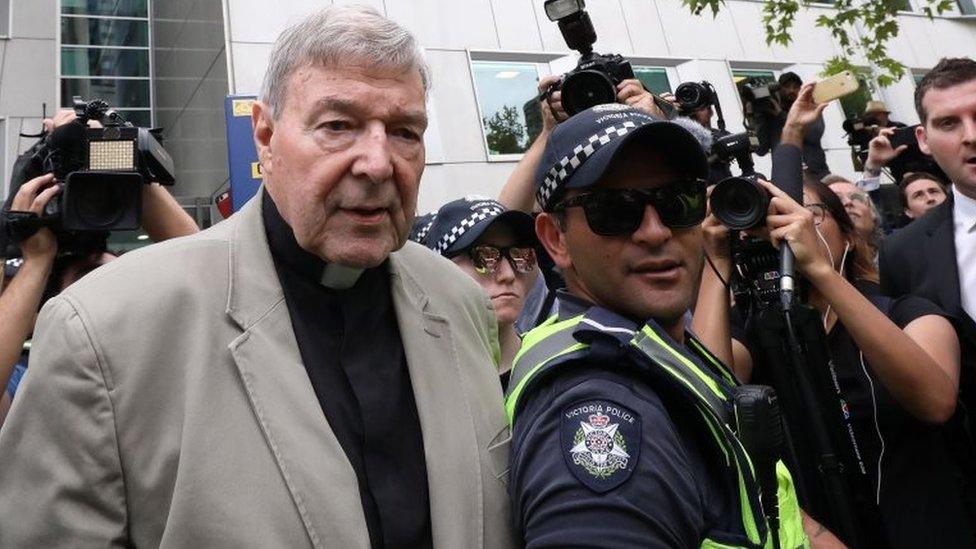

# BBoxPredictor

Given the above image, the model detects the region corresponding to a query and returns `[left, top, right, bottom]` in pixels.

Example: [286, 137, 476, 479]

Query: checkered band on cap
[433, 204, 504, 254]
[414, 218, 435, 242]
[536, 121, 638, 210]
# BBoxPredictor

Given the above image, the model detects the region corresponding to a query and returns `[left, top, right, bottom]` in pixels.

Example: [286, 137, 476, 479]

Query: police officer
[506, 104, 829, 548]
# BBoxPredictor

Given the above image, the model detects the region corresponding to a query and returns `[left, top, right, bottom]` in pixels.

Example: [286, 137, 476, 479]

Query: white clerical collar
[953, 188, 976, 234]
[319, 263, 365, 289]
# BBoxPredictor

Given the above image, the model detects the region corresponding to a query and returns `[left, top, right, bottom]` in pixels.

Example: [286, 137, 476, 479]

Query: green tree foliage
[484, 105, 527, 155]
[681, 0, 955, 85]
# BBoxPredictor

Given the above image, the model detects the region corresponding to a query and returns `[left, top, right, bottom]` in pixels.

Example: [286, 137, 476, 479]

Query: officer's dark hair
[898, 171, 947, 208]
[915, 57, 976, 123]
[778, 71, 802, 88]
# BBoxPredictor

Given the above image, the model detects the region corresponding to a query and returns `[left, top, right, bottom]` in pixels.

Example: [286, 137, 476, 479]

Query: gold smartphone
[812, 71, 860, 104]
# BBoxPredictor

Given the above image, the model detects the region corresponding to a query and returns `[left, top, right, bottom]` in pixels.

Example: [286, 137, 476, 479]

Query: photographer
[693, 83, 973, 547]
[0, 110, 199, 424]
[752, 72, 831, 179]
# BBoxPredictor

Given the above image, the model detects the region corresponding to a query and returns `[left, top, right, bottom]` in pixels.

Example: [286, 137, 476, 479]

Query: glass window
[115, 109, 151, 127]
[895, 0, 913, 10]
[61, 78, 151, 109]
[732, 69, 776, 84]
[61, 0, 148, 17]
[840, 77, 873, 119]
[633, 67, 671, 95]
[913, 72, 927, 86]
[960, 0, 976, 14]
[471, 61, 541, 156]
[61, 46, 150, 77]
[62, 17, 149, 47]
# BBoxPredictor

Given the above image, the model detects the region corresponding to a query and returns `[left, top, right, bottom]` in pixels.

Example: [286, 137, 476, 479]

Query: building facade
[1, 0, 974, 215]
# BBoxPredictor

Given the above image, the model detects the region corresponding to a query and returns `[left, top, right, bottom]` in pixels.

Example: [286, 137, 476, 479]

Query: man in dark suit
[880, 57, 976, 512]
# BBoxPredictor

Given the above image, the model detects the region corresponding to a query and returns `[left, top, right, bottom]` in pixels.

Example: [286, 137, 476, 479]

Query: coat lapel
[925, 200, 964, 317]
[924, 199, 976, 344]
[388, 252, 483, 549]
[225, 192, 369, 549]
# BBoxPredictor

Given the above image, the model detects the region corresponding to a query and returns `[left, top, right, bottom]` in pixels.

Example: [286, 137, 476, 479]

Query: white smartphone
[812, 70, 860, 104]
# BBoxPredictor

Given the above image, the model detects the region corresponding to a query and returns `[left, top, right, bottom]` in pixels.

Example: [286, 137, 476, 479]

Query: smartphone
[812, 71, 860, 104]
[889, 124, 919, 149]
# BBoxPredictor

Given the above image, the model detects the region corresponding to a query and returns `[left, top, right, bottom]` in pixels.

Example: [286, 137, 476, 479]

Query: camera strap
[2, 210, 47, 244]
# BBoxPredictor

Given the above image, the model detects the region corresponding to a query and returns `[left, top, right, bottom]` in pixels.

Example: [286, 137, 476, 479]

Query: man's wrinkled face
[918, 79, 976, 198]
[543, 146, 704, 326]
[253, 63, 427, 267]
[903, 178, 947, 219]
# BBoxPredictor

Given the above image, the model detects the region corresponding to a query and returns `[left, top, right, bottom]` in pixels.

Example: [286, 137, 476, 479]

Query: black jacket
[879, 196, 976, 504]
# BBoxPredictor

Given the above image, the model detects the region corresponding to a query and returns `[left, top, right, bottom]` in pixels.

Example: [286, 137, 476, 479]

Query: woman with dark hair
[693, 175, 974, 547]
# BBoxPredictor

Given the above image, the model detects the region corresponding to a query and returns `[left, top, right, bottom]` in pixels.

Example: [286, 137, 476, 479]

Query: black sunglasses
[551, 179, 707, 236]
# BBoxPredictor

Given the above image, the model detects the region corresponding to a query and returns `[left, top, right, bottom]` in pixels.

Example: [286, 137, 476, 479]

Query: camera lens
[560, 70, 617, 116]
[675, 82, 706, 112]
[710, 176, 770, 230]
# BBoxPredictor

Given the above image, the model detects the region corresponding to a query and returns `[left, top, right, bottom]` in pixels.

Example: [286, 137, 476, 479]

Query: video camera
[738, 77, 781, 111]
[542, 0, 636, 116]
[3, 97, 174, 253]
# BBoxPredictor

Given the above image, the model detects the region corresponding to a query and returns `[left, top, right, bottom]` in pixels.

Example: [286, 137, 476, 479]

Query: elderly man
[0, 6, 513, 548]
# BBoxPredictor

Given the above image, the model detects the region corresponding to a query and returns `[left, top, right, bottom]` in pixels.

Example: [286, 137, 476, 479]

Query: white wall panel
[418, 161, 520, 212]
[229, 41, 272, 94]
[11, 0, 56, 39]
[620, 0, 672, 57]
[385, 0, 498, 50]
[584, 0, 634, 55]
[655, 0, 744, 60]
[0, 39, 55, 117]
[426, 50, 488, 163]
[491, 0, 544, 51]
[225, 0, 320, 43]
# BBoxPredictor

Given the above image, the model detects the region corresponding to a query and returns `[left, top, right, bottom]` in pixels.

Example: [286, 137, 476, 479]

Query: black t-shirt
[732, 286, 976, 548]
[263, 194, 433, 549]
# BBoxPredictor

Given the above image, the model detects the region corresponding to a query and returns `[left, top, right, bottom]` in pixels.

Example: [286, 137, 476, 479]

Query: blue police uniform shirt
[510, 292, 738, 548]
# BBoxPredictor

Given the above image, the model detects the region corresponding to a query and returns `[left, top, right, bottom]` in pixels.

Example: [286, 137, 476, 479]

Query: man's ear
[916, 124, 931, 156]
[904, 206, 916, 219]
[536, 213, 572, 271]
[252, 100, 275, 175]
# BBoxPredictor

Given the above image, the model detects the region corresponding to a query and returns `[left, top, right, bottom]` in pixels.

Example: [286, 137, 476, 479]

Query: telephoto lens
[709, 175, 769, 230]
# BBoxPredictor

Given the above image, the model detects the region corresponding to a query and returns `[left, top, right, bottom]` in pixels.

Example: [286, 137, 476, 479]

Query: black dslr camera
[543, 0, 636, 116]
[674, 81, 717, 115]
[7, 97, 174, 236]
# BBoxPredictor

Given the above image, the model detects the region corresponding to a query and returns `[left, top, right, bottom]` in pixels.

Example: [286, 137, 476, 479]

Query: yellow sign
[232, 99, 255, 117]
[251, 162, 263, 179]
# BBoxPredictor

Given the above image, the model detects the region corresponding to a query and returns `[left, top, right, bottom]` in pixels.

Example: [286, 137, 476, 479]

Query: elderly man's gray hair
[260, 5, 430, 118]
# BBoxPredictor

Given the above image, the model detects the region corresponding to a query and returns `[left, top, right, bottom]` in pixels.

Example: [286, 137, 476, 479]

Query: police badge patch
[560, 399, 641, 492]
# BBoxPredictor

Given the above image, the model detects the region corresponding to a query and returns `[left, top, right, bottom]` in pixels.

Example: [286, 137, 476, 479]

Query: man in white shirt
[879, 56, 976, 518]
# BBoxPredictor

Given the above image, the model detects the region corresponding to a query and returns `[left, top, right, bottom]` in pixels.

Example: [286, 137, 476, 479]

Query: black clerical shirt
[263, 194, 432, 549]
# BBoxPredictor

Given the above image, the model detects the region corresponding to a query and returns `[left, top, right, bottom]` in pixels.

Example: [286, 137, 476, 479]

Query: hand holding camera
[8, 173, 59, 262]
[865, 127, 909, 173]
[751, 180, 833, 282]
